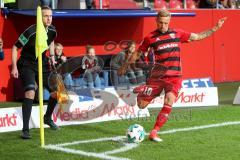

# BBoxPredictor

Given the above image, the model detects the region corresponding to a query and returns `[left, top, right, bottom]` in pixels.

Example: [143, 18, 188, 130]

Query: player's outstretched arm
[189, 17, 227, 42]
[117, 50, 142, 76]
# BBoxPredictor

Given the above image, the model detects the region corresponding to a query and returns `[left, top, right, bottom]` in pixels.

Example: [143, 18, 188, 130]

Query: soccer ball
[126, 124, 145, 143]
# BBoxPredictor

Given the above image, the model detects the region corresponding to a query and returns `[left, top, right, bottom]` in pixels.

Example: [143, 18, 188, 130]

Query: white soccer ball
[126, 124, 145, 143]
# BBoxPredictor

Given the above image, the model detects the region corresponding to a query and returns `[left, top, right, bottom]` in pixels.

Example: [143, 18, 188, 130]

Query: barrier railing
[1, 0, 239, 9]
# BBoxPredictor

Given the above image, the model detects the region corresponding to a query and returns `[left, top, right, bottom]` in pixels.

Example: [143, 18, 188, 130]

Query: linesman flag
[35, 6, 48, 58]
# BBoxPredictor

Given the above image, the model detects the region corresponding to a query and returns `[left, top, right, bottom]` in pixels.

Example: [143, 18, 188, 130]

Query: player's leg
[43, 70, 59, 130]
[153, 92, 176, 130]
[134, 79, 165, 109]
[136, 85, 161, 109]
[19, 67, 37, 139]
[137, 93, 153, 109]
[149, 92, 176, 142]
[149, 77, 182, 142]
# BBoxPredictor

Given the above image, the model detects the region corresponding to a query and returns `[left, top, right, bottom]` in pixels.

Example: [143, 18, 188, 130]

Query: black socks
[22, 98, 33, 132]
[45, 97, 57, 119]
[22, 97, 57, 131]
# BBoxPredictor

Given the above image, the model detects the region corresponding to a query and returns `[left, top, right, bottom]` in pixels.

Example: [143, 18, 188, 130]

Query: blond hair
[41, 6, 52, 11]
[157, 9, 171, 19]
[86, 45, 94, 53]
[55, 43, 63, 49]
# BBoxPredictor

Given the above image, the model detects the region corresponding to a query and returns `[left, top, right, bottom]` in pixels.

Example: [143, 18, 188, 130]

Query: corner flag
[36, 6, 48, 147]
[35, 6, 48, 58]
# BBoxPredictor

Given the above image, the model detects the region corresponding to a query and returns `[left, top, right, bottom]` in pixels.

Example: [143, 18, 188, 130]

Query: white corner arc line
[45, 121, 240, 160]
[102, 143, 138, 155]
[44, 145, 130, 160]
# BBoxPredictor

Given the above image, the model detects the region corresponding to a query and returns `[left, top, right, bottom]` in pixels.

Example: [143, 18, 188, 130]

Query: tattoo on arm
[189, 28, 217, 41]
[197, 29, 215, 40]
[189, 17, 225, 42]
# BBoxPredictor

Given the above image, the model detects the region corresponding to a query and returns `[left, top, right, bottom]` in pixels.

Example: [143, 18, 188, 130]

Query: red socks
[153, 104, 172, 131]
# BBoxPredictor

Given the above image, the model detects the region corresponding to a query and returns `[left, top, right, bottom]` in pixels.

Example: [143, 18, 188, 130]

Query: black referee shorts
[19, 66, 50, 92]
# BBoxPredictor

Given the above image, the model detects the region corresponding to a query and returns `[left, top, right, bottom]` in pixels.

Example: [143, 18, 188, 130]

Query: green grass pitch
[0, 82, 240, 160]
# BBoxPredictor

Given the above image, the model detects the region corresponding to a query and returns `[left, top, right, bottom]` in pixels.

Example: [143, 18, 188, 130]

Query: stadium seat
[18, 0, 37, 9]
[43, 88, 50, 100]
[110, 70, 129, 86]
[169, 0, 183, 9]
[62, 54, 147, 88]
[64, 73, 74, 88]
[100, 70, 109, 87]
[69, 70, 109, 88]
[107, 0, 139, 9]
[154, 0, 168, 10]
[93, 0, 110, 9]
[58, 0, 87, 9]
[186, 0, 197, 9]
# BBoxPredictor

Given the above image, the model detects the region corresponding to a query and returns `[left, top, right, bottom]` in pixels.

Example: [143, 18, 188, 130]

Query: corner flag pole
[36, 6, 49, 147]
[38, 46, 45, 147]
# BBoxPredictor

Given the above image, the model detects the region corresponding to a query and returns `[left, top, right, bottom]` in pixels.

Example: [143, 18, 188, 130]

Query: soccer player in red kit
[118, 10, 226, 142]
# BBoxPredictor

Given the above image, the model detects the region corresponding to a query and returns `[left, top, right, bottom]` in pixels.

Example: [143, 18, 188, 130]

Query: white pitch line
[45, 145, 130, 160]
[55, 136, 125, 147]
[45, 121, 240, 160]
[159, 121, 240, 135]
[102, 143, 138, 155]
[141, 121, 240, 136]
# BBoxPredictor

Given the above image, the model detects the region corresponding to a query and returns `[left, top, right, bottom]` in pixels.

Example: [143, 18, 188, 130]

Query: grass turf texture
[0, 82, 240, 160]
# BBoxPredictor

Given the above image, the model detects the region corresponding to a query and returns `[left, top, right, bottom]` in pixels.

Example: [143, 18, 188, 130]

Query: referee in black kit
[11, 6, 59, 139]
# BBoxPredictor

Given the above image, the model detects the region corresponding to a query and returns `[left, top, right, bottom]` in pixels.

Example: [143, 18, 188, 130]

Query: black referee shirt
[15, 24, 57, 69]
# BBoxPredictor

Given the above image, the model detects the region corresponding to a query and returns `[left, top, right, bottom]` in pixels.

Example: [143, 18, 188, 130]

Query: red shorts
[137, 77, 182, 103]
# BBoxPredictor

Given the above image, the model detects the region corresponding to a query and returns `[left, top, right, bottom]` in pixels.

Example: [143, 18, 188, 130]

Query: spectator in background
[40, 0, 58, 9]
[136, 48, 155, 79]
[236, 0, 240, 8]
[40, 0, 51, 6]
[139, 48, 155, 67]
[110, 41, 144, 86]
[219, 0, 236, 8]
[50, 43, 67, 68]
[199, 0, 218, 8]
[0, 38, 4, 60]
[82, 45, 101, 88]
[198, 0, 236, 8]
[86, 0, 93, 9]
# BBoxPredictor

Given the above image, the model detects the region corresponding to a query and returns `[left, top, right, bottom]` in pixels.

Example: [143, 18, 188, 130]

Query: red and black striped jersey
[138, 29, 191, 76]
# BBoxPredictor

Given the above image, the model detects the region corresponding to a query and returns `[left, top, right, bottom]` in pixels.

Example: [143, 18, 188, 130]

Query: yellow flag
[4, 0, 16, 4]
[35, 6, 48, 58]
